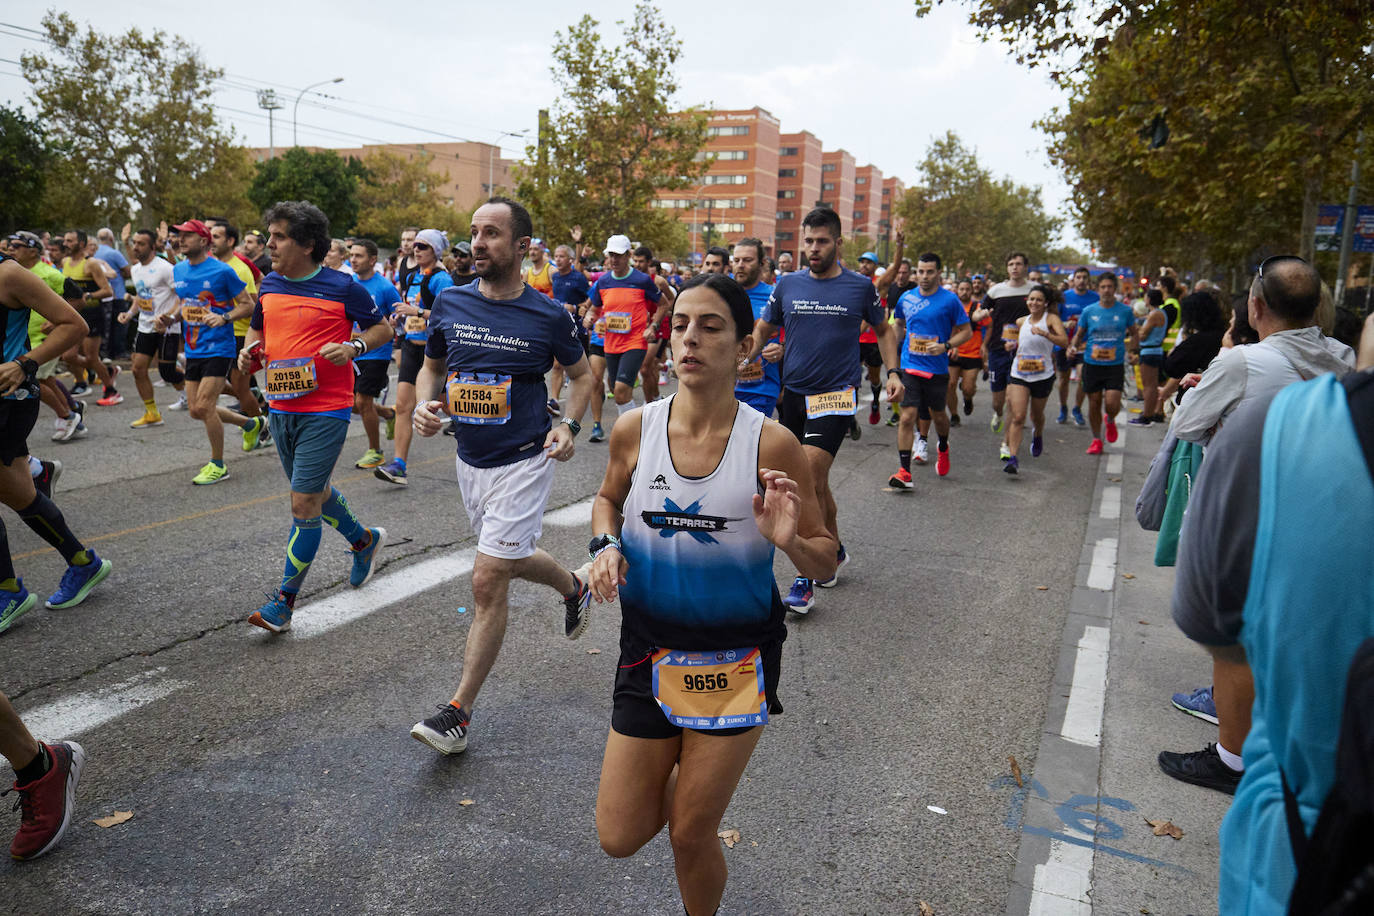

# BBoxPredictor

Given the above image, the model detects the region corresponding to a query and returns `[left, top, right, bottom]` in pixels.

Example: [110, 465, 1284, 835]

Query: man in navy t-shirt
[889, 253, 971, 486]
[407, 196, 598, 758]
[748, 206, 900, 614]
[1056, 266, 1099, 425]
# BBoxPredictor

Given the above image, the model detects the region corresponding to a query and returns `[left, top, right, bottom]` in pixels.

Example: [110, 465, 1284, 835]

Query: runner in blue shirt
[348, 239, 402, 470]
[407, 196, 597, 758]
[1068, 272, 1138, 454]
[547, 244, 592, 425]
[729, 238, 780, 418]
[888, 253, 971, 489]
[1056, 266, 1099, 425]
[748, 207, 900, 614]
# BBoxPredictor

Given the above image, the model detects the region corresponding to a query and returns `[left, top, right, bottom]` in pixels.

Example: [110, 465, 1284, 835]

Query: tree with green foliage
[893, 132, 1060, 272]
[0, 107, 52, 235]
[919, 0, 1374, 267]
[514, 2, 709, 255]
[249, 148, 362, 236]
[20, 11, 250, 228]
[353, 149, 462, 247]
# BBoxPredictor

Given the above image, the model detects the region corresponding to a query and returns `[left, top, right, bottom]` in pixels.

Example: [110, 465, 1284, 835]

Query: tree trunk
[1298, 170, 1322, 262]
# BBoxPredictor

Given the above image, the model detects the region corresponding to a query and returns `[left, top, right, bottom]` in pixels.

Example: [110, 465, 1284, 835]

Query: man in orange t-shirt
[947, 277, 991, 424]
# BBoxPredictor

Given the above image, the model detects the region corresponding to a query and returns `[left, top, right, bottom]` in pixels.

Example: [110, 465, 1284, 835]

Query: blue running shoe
[45, 554, 111, 610]
[816, 544, 848, 588]
[1171, 685, 1218, 725]
[784, 577, 814, 614]
[0, 585, 38, 634]
[349, 527, 387, 588]
[1032, 435, 1043, 457]
[1071, 407, 1086, 427]
[1056, 406, 1067, 424]
[589, 422, 605, 443]
[1003, 455, 1019, 475]
[248, 593, 293, 634]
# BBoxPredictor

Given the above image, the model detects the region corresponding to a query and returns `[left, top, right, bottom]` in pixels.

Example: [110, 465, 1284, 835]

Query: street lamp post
[293, 77, 343, 147]
[257, 89, 283, 158]
[488, 130, 527, 195]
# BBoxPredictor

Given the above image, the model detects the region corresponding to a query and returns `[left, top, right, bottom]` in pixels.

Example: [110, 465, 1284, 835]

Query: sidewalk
[1007, 414, 1232, 916]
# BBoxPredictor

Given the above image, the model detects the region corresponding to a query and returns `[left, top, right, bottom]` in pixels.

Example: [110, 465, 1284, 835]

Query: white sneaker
[999, 442, 1012, 461]
[167, 393, 189, 411]
[913, 438, 929, 465]
[52, 414, 81, 442]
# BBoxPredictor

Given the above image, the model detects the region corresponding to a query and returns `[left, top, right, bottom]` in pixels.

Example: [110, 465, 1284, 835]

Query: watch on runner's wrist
[560, 416, 581, 437]
[588, 533, 621, 558]
[14, 358, 38, 377]
[887, 368, 901, 378]
[348, 338, 366, 356]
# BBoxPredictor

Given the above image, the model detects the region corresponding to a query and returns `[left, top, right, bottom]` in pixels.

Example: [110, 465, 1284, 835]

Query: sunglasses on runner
[413, 242, 431, 251]
[1257, 254, 1306, 305]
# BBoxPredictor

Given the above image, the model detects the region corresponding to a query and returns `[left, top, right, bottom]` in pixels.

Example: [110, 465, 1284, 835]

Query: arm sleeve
[588, 278, 602, 308]
[1171, 392, 1272, 645]
[1171, 348, 1247, 443]
[342, 282, 383, 327]
[424, 324, 446, 360]
[861, 282, 882, 326]
[250, 299, 264, 330]
[951, 297, 969, 326]
[644, 276, 661, 303]
[552, 310, 585, 367]
[223, 265, 247, 300]
[762, 282, 783, 325]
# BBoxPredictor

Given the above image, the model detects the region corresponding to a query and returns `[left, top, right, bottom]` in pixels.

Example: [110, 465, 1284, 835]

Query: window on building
[776, 231, 794, 241]
[853, 211, 864, 221]
[695, 150, 748, 161]
[856, 176, 868, 184]
[702, 174, 747, 185]
[856, 193, 865, 202]
[882, 187, 890, 195]
[706, 125, 750, 137]
[714, 198, 748, 209]
[779, 146, 798, 156]
[778, 168, 797, 178]
[822, 182, 835, 191]
[776, 210, 795, 221]
[880, 202, 889, 211]
[687, 222, 745, 233]
[821, 163, 836, 172]
[777, 189, 796, 199]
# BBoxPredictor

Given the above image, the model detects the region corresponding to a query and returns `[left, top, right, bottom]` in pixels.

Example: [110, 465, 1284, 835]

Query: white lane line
[21, 668, 189, 741]
[1086, 537, 1117, 590]
[542, 496, 595, 528]
[291, 549, 478, 639]
[1061, 625, 1111, 747]
[1106, 454, 1123, 474]
[1098, 485, 1121, 520]
[1029, 838, 1094, 915]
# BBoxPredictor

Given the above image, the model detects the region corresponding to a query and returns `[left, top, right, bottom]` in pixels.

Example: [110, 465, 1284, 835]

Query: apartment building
[853, 165, 883, 237]
[775, 131, 823, 257]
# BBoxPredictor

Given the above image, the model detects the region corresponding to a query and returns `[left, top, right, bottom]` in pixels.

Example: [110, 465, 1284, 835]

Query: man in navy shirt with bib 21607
[747, 207, 900, 615]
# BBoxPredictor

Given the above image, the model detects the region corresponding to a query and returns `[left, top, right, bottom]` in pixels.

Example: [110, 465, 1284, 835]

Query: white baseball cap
[604, 234, 632, 255]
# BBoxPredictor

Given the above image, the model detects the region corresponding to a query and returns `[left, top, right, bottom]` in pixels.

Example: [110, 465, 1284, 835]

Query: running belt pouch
[1152, 440, 1201, 567]
[1285, 637, 1374, 915]
[1135, 428, 1178, 531]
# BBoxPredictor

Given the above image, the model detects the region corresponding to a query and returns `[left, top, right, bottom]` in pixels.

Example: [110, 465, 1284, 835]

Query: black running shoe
[410, 703, 470, 755]
[34, 460, 61, 499]
[1157, 743, 1241, 795]
[564, 573, 591, 639]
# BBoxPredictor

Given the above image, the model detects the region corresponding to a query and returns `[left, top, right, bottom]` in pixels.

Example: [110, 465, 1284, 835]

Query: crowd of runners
[1, 198, 1368, 915]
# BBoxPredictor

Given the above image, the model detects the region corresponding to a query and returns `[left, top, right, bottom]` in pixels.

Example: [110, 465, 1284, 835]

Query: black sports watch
[14, 358, 37, 377]
[560, 416, 581, 437]
[588, 533, 622, 558]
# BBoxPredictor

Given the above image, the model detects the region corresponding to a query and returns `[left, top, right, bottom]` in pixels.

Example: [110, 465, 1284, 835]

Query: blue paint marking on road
[990, 777, 1192, 874]
[457, 606, 467, 614]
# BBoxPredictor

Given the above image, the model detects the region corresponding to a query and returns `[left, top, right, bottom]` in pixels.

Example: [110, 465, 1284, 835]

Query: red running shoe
[887, 467, 913, 489]
[1105, 416, 1119, 443]
[936, 446, 950, 477]
[7, 741, 84, 861]
[1086, 438, 1104, 455]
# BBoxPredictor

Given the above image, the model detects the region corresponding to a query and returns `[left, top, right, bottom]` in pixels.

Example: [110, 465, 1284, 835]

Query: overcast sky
[1, 1, 1079, 245]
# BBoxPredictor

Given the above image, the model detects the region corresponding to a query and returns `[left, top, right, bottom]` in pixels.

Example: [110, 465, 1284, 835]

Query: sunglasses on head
[1257, 254, 1306, 304]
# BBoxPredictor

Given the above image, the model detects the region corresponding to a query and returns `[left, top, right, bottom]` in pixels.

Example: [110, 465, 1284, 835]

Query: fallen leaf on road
[718, 828, 740, 848]
[927, 805, 947, 815]
[93, 810, 133, 828]
[750, 841, 758, 847]
[1123, 573, 1136, 579]
[586, 648, 601, 655]
[1036, 586, 1049, 591]
[1009, 756, 1023, 788]
[1109, 477, 1122, 483]
[918, 901, 935, 915]
[1145, 818, 1184, 839]
[459, 799, 475, 807]
[1138, 620, 1150, 625]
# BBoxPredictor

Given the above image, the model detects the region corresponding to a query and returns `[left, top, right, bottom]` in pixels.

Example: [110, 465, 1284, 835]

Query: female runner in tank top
[588, 272, 837, 916]
[1003, 284, 1069, 475]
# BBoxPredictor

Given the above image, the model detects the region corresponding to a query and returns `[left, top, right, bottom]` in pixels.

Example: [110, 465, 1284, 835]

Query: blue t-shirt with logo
[173, 256, 247, 359]
[550, 268, 590, 308]
[762, 268, 882, 395]
[1079, 302, 1134, 366]
[734, 281, 780, 401]
[353, 272, 402, 362]
[425, 283, 585, 468]
[893, 286, 969, 376]
[1059, 289, 1098, 353]
[94, 244, 129, 299]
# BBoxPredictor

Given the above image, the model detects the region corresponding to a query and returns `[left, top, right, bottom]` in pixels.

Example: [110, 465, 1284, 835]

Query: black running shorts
[778, 388, 851, 457]
[612, 638, 782, 739]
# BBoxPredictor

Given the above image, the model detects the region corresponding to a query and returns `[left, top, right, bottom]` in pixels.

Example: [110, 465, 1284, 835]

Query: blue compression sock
[321, 487, 367, 546]
[281, 515, 323, 594]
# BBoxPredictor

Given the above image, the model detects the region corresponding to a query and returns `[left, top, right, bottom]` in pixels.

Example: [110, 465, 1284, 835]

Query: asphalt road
[0, 371, 1216, 915]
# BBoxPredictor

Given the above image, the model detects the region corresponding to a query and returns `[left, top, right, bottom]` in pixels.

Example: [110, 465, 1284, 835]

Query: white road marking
[291, 549, 478, 639]
[1062, 625, 1111, 747]
[1098, 485, 1121, 520]
[1106, 454, 1123, 474]
[20, 668, 189, 741]
[1029, 838, 1094, 915]
[542, 496, 595, 528]
[1086, 537, 1117, 590]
